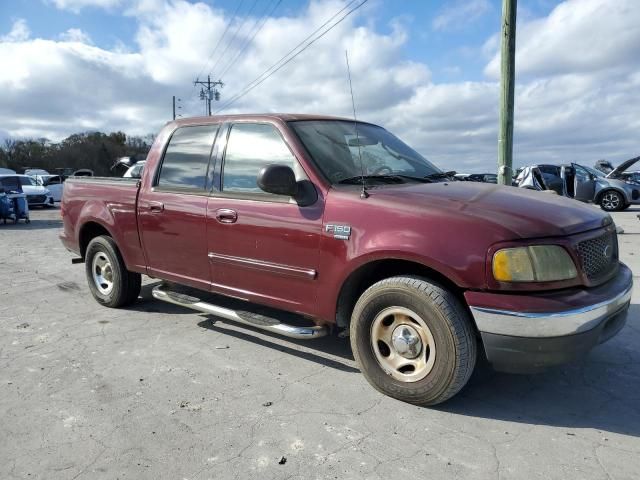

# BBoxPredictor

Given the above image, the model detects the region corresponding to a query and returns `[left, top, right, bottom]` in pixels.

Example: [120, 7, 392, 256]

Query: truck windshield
[289, 120, 442, 184]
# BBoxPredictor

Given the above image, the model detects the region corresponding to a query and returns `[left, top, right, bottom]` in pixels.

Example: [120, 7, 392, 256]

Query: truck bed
[61, 176, 146, 272]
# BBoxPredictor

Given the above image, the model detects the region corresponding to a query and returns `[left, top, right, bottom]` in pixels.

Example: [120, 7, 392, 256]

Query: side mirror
[257, 165, 298, 197]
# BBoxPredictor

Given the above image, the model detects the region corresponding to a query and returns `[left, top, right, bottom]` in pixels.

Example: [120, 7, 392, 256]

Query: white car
[123, 160, 146, 178]
[24, 168, 51, 177]
[0, 174, 55, 207]
[34, 174, 65, 202]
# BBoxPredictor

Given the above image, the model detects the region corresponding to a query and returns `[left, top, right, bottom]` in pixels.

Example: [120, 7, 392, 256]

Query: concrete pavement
[1, 206, 638, 479]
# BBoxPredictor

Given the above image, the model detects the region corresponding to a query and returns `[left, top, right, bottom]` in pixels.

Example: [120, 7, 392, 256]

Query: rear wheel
[350, 276, 477, 406]
[85, 235, 141, 308]
[599, 190, 624, 211]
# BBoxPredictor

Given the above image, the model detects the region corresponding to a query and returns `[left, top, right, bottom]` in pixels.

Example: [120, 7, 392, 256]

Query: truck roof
[171, 113, 378, 127]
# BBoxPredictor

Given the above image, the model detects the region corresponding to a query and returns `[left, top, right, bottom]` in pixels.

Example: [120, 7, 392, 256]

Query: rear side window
[157, 125, 218, 190]
[222, 123, 296, 194]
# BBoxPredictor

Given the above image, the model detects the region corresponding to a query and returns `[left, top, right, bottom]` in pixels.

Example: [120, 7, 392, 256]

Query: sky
[0, 0, 638, 172]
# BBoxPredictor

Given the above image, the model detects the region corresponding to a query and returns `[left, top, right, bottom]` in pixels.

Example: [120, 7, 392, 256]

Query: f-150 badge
[325, 224, 351, 240]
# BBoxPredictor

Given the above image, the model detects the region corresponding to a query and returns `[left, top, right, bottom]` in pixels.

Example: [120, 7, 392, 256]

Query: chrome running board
[152, 284, 328, 340]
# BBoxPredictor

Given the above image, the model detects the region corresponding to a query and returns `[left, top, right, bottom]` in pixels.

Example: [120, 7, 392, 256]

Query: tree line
[0, 131, 154, 177]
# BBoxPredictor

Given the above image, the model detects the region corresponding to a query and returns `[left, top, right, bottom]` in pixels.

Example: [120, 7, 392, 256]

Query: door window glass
[574, 165, 591, 182]
[223, 123, 296, 194]
[157, 125, 218, 189]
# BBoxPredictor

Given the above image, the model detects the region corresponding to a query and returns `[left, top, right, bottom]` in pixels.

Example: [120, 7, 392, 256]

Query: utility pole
[194, 75, 224, 116]
[497, 0, 517, 185]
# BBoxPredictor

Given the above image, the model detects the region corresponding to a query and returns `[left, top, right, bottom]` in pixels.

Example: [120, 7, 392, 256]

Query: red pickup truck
[60, 114, 632, 405]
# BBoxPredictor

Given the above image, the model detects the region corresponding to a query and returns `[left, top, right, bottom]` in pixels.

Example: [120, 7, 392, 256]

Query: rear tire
[350, 276, 476, 406]
[85, 235, 141, 308]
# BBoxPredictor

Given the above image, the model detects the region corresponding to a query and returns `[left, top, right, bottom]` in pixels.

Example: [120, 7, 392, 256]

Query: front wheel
[350, 276, 477, 406]
[599, 190, 625, 211]
[85, 235, 141, 308]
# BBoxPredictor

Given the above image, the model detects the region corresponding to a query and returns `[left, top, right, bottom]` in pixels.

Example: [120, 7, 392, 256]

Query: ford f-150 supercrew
[60, 114, 633, 405]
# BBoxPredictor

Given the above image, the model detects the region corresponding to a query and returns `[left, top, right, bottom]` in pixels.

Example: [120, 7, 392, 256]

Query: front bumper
[468, 264, 633, 373]
[27, 195, 55, 206]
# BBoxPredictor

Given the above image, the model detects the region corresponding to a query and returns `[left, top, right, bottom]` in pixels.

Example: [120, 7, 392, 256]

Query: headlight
[493, 245, 577, 282]
[44, 189, 51, 195]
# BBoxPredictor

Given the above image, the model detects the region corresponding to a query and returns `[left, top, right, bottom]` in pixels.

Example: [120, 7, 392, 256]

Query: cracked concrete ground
[1, 206, 639, 480]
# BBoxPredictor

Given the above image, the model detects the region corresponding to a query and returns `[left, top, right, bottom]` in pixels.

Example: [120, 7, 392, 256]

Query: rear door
[573, 163, 596, 202]
[205, 121, 323, 313]
[138, 124, 220, 290]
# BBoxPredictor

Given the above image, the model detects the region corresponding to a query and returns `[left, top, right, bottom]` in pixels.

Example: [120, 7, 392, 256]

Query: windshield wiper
[337, 174, 432, 185]
[423, 171, 456, 181]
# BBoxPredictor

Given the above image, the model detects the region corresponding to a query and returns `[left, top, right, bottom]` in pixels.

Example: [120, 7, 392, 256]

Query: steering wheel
[371, 166, 393, 175]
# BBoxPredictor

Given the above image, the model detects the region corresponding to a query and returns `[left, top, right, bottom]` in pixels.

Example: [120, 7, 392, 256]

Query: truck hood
[369, 181, 608, 239]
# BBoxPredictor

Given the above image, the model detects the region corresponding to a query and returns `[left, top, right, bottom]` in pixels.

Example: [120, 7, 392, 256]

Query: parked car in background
[515, 157, 640, 211]
[594, 160, 614, 175]
[454, 173, 497, 183]
[34, 174, 65, 202]
[72, 169, 94, 177]
[24, 168, 51, 177]
[0, 174, 54, 207]
[123, 160, 146, 178]
[0, 168, 17, 175]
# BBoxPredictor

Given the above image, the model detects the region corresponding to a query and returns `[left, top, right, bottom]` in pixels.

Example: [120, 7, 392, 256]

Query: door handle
[216, 208, 237, 224]
[149, 201, 164, 213]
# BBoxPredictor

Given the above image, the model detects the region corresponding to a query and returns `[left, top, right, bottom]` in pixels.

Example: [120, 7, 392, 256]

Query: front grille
[27, 195, 46, 204]
[577, 230, 618, 280]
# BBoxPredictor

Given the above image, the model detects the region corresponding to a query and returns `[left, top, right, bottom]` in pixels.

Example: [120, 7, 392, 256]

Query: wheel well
[79, 222, 111, 258]
[335, 259, 465, 329]
[596, 188, 625, 204]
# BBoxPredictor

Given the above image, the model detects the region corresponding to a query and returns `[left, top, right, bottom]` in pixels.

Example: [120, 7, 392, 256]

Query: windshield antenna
[345, 50, 368, 199]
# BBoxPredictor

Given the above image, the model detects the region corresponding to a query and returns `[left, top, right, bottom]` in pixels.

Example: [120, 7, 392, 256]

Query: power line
[194, 0, 246, 84]
[208, 0, 260, 78]
[217, 0, 283, 80]
[215, 0, 368, 113]
[216, 0, 358, 109]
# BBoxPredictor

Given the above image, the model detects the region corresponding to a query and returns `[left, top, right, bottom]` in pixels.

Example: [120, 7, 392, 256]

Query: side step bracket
[152, 284, 328, 340]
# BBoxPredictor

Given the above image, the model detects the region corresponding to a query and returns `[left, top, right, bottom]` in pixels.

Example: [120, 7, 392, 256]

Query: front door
[138, 124, 219, 290]
[206, 122, 323, 314]
[573, 164, 596, 202]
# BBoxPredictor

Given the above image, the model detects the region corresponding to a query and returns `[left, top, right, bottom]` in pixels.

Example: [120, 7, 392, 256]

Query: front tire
[85, 235, 141, 308]
[350, 276, 477, 406]
[599, 190, 624, 211]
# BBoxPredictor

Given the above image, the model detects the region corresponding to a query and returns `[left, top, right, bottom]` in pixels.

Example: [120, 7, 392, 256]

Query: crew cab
[60, 114, 633, 405]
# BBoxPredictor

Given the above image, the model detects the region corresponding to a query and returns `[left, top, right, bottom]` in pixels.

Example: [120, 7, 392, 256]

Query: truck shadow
[197, 319, 359, 373]
[135, 281, 640, 436]
[133, 282, 358, 372]
[441, 303, 640, 438]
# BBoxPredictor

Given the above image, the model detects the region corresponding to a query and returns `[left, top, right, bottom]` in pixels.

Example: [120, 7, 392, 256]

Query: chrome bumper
[470, 279, 633, 338]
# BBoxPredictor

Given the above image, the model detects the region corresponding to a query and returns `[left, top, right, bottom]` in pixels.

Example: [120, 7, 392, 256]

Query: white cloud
[59, 28, 93, 44]
[484, 0, 640, 79]
[0, 0, 638, 173]
[1, 19, 30, 42]
[48, 0, 123, 13]
[432, 0, 491, 32]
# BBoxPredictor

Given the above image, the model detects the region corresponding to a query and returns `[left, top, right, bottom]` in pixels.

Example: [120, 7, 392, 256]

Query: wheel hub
[92, 252, 114, 295]
[370, 306, 436, 383]
[391, 325, 422, 359]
